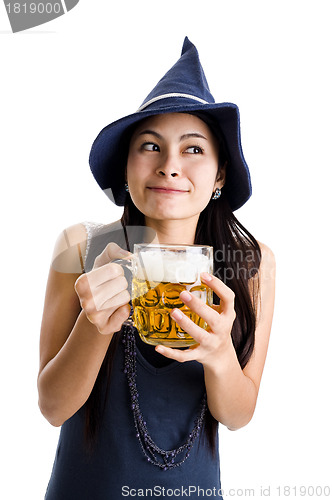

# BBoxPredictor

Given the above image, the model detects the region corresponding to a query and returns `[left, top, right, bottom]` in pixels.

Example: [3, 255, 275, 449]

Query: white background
[1, 1, 331, 498]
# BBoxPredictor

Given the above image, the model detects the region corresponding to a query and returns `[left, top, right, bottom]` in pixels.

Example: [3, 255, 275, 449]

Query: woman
[38, 38, 275, 499]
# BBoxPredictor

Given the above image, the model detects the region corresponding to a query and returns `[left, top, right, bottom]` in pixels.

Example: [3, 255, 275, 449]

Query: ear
[214, 165, 226, 190]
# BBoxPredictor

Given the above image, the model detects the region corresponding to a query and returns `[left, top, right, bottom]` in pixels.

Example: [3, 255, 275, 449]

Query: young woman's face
[126, 113, 223, 224]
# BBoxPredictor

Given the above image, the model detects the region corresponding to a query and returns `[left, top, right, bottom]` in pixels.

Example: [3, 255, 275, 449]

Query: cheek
[192, 164, 218, 189]
[127, 150, 153, 178]
[126, 159, 150, 206]
[126, 151, 136, 176]
[191, 167, 218, 204]
[126, 154, 143, 184]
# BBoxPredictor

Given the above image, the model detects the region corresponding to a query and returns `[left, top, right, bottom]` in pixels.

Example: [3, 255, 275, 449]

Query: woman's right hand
[74, 243, 132, 335]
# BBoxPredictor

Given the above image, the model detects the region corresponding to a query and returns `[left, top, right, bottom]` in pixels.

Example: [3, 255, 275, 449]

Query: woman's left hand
[155, 272, 237, 369]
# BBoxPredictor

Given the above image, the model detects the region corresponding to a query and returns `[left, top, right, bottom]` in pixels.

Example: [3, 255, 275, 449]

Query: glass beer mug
[116, 244, 213, 347]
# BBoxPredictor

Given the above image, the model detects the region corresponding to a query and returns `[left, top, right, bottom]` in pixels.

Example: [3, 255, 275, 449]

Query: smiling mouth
[147, 187, 189, 194]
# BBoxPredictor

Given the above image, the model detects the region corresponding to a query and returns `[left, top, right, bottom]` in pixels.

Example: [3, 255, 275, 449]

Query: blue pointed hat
[89, 37, 251, 211]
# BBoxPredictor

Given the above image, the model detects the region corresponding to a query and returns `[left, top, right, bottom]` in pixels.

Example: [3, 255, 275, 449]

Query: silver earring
[212, 187, 222, 200]
[125, 183, 129, 192]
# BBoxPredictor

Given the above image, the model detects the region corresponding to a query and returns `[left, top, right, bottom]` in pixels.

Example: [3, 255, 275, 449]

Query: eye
[141, 142, 160, 152]
[185, 146, 204, 154]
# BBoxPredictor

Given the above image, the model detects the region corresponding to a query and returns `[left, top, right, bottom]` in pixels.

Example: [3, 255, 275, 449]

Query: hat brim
[89, 101, 251, 212]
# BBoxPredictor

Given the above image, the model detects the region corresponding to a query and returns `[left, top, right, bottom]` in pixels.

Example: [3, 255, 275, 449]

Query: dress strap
[81, 221, 105, 272]
[120, 219, 131, 252]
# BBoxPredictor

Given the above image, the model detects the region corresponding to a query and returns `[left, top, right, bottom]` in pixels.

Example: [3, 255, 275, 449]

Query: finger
[178, 289, 222, 333]
[92, 276, 130, 311]
[85, 262, 125, 290]
[76, 274, 130, 314]
[107, 303, 131, 332]
[201, 272, 236, 316]
[169, 308, 209, 344]
[93, 242, 132, 269]
[94, 303, 131, 335]
[84, 292, 131, 331]
[155, 343, 200, 363]
[97, 288, 131, 312]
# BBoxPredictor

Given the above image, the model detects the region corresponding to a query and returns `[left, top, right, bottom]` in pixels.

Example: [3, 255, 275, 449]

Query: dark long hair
[84, 112, 261, 455]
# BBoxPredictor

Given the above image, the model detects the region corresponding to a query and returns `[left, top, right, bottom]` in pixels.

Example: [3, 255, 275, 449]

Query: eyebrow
[138, 129, 207, 141]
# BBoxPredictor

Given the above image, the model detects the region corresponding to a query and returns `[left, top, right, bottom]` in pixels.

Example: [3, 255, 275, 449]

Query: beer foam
[136, 250, 211, 283]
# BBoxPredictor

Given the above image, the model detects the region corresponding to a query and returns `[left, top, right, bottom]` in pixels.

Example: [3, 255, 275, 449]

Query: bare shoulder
[253, 240, 276, 329]
[257, 240, 275, 264]
[51, 222, 89, 274]
[257, 240, 276, 283]
[243, 240, 276, 391]
[39, 223, 89, 372]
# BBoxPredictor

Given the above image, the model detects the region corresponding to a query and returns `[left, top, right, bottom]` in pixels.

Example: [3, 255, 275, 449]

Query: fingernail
[171, 309, 183, 320]
[180, 290, 191, 302]
[156, 345, 165, 354]
[119, 248, 131, 257]
[201, 272, 212, 281]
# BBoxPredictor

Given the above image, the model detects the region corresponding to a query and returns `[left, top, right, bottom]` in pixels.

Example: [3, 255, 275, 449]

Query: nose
[156, 153, 181, 178]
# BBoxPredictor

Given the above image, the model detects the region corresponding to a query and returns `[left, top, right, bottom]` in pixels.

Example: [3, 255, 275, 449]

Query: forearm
[38, 311, 113, 427]
[204, 342, 257, 430]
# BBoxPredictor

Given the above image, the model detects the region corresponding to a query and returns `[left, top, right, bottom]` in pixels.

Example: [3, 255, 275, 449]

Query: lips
[147, 186, 189, 194]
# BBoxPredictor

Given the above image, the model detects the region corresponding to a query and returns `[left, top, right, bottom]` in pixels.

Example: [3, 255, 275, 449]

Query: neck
[144, 215, 199, 245]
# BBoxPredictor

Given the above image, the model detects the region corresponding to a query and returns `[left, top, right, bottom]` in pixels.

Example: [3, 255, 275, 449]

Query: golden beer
[133, 278, 213, 346]
[131, 244, 213, 347]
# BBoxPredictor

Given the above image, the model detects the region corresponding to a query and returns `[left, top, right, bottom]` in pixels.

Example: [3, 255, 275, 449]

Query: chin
[148, 207, 201, 223]
[134, 197, 207, 222]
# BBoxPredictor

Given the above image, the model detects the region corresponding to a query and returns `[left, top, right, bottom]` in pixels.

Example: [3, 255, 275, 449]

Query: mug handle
[113, 258, 135, 325]
[112, 258, 134, 287]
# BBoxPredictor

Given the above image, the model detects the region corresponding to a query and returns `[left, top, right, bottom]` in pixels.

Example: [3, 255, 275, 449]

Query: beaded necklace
[122, 323, 207, 470]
